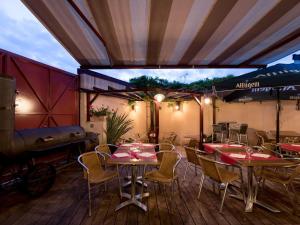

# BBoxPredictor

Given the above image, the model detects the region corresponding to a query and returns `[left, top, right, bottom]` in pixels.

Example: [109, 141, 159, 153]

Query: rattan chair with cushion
[141, 151, 182, 200]
[197, 155, 241, 212]
[183, 146, 206, 180]
[155, 143, 175, 164]
[78, 151, 121, 216]
[256, 165, 300, 214]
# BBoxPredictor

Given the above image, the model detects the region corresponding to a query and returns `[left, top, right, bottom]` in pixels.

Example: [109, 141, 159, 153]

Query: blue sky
[0, 0, 299, 83]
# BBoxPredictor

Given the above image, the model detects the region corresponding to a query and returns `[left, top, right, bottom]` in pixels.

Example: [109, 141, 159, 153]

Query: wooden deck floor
[0, 158, 299, 225]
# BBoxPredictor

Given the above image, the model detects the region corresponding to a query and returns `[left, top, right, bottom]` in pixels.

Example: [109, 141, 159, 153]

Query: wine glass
[245, 146, 253, 159]
[224, 138, 230, 144]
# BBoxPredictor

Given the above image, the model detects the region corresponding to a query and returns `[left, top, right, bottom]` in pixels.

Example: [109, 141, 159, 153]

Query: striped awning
[22, 0, 300, 69]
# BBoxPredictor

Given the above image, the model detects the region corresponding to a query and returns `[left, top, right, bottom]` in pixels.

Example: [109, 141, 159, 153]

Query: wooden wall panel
[0, 49, 79, 130]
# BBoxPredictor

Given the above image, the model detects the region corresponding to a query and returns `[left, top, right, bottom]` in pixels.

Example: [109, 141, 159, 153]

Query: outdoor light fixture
[174, 101, 181, 111]
[154, 93, 165, 102]
[15, 97, 32, 113]
[131, 102, 139, 111]
[204, 96, 212, 105]
[131, 104, 135, 111]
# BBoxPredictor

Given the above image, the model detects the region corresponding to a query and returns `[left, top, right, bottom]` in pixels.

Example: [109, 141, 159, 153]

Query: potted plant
[91, 106, 110, 117]
[105, 111, 134, 145]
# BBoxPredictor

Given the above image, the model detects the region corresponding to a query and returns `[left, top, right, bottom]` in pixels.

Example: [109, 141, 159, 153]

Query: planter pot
[91, 115, 106, 122]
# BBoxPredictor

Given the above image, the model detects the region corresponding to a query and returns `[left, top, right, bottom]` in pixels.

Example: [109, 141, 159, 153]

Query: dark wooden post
[155, 101, 160, 144]
[199, 99, 204, 149]
[212, 96, 216, 125]
[194, 96, 203, 149]
[86, 93, 91, 121]
[276, 88, 280, 143]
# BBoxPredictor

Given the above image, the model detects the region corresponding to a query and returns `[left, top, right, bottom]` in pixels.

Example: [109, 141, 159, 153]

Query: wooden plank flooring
[0, 157, 299, 225]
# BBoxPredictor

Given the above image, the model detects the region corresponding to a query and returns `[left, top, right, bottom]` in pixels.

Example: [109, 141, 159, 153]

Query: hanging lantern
[154, 93, 165, 102]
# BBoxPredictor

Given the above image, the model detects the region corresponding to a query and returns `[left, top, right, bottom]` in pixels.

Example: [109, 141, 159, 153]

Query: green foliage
[129, 75, 234, 91]
[130, 75, 185, 89]
[190, 75, 235, 89]
[90, 106, 110, 117]
[105, 111, 134, 144]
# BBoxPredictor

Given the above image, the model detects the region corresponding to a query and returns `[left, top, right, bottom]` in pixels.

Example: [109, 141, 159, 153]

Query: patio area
[1, 151, 299, 225]
[1, 1, 300, 224]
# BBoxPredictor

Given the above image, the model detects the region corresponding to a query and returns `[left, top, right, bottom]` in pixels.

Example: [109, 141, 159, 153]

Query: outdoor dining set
[78, 142, 180, 216]
[77, 134, 300, 217]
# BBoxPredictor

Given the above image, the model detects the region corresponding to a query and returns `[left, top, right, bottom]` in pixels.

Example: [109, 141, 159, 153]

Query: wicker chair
[228, 123, 240, 143]
[155, 143, 175, 164]
[187, 139, 199, 149]
[255, 130, 276, 146]
[212, 124, 226, 143]
[95, 144, 118, 168]
[141, 151, 182, 200]
[256, 165, 300, 214]
[197, 155, 241, 212]
[78, 151, 121, 216]
[237, 124, 248, 145]
[161, 132, 177, 145]
[183, 146, 206, 180]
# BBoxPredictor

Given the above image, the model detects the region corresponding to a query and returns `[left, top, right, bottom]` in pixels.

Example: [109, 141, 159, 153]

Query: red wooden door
[0, 49, 79, 129]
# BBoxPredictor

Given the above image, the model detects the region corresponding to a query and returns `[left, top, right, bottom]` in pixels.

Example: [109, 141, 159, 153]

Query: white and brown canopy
[22, 0, 300, 69]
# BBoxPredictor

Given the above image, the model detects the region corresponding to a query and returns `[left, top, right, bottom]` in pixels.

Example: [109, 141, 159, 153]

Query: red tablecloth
[279, 143, 300, 153]
[203, 143, 245, 154]
[111, 143, 157, 161]
[220, 152, 279, 165]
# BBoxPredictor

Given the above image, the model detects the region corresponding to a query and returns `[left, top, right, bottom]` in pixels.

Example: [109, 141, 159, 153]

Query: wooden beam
[80, 64, 266, 69]
[100, 92, 139, 101]
[93, 86, 202, 95]
[131, 93, 144, 101]
[90, 93, 99, 104]
[82, 87, 201, 101]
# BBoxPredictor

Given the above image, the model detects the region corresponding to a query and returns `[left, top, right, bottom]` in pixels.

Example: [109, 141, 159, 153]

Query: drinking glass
[246, 146, 253, 159]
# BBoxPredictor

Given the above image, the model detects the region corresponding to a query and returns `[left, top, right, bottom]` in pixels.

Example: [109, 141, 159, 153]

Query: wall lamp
[174, 101, 181, 111]
[204, 96, 212, 105]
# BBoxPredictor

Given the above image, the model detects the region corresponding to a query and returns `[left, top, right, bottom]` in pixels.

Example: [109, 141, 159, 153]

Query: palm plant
[105, 111, 134, 144]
